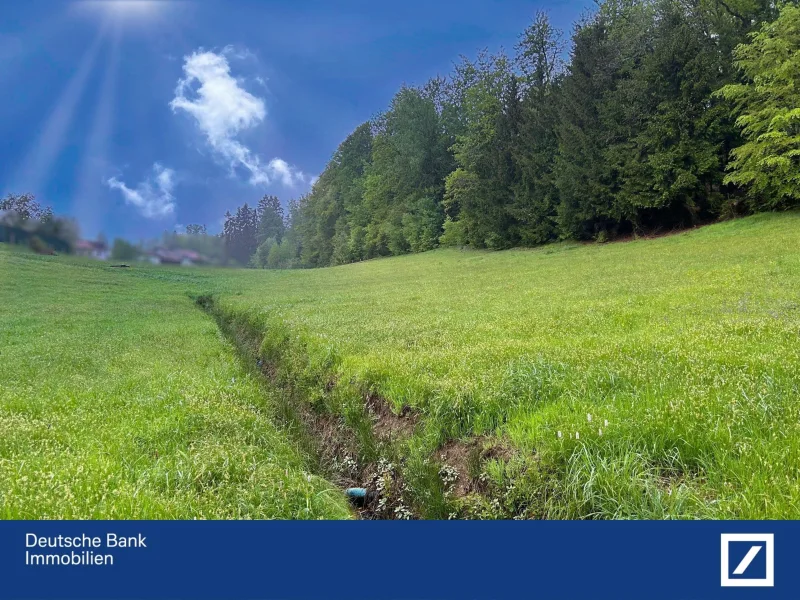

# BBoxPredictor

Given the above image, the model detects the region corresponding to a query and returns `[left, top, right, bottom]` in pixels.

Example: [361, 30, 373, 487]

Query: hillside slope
[207, 212, 800, 518]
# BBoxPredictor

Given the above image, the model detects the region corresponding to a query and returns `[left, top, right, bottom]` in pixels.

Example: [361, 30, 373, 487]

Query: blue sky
[0, 0, 592, 241]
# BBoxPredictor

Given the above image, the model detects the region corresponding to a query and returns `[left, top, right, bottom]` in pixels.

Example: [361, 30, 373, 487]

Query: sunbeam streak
[10, 21, 110, 194]
[72, 20, 123, 236]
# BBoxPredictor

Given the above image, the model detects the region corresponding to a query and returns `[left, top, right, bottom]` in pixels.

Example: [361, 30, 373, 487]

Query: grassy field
[208, 212, 800, 519]
[0, 249, 350, 519]
[3, 212, 800, 519]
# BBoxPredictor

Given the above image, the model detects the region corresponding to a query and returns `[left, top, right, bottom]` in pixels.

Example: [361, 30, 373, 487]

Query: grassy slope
[3, 213, 799, 519]
[0, 248, 350, 519]
[210, 213, 800, 518]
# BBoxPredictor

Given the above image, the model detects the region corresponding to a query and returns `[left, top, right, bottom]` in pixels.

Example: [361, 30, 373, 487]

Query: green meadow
[2, 212, 800, 518]
[0, 248, 350, 519]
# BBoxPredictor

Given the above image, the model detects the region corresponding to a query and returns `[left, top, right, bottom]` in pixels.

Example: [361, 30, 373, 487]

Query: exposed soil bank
[196, 294, 416, 518]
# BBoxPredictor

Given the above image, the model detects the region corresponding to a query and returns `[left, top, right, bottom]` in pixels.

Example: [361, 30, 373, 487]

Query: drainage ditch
[195, 294, 527, 520]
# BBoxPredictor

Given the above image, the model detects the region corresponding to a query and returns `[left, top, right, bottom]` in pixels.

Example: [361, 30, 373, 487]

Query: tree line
[227, 0, 800, 268]
[1, 193, 80, 254]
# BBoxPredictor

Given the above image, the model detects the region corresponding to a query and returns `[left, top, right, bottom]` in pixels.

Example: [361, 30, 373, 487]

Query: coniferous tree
[256, 195, 285, 244]
[222, 203, 258, 265]
[447, 51, 518, 248]
[510, 12, 564, 245]
[555, 14, 619, 240]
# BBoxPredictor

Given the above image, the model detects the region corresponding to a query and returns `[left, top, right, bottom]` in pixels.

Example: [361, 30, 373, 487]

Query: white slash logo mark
[732, 545, 762, 575]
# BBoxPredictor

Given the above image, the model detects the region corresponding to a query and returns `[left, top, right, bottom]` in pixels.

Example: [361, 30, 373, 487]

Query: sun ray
[9, 20, 111, 195]
[71, 19, 123, 236]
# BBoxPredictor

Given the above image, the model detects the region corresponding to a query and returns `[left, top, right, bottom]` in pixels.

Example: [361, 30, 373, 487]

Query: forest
[216, 0, 800, 269]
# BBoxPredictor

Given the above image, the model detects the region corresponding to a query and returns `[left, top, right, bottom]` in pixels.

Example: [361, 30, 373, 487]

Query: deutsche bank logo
[720, 533, 774, 587]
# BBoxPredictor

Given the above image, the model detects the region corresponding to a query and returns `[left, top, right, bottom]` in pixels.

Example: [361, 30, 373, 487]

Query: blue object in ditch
[345, 488, 367, 499]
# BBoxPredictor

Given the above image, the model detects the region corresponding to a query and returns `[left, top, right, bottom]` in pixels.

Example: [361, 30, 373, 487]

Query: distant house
[75, 239, 109, 260]
[178, 249, 202, 266]
[148, 247, 207, 266]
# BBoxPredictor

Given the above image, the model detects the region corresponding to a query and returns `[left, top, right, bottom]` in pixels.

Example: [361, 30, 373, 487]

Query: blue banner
[0, 520, 794, 599]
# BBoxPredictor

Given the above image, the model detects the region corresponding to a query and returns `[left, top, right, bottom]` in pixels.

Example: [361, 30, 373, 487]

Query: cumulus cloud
[170, 49, 306, 187]
[106, 163, 176, 218]
[267, 158, 306, 187]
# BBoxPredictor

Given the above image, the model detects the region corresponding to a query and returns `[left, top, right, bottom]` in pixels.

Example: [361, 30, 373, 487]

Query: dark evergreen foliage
[222, 0, 793, 268]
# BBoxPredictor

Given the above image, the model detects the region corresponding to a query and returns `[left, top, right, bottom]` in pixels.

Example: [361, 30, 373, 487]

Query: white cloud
[222, 45, 256, 61]
[106, 163, 176, 218]
[170, 49, 307, 187]
[267, 158, 305, 187]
